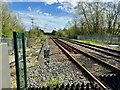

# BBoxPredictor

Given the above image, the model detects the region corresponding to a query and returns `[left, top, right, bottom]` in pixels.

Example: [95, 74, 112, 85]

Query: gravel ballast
[27, 62, 89, 87]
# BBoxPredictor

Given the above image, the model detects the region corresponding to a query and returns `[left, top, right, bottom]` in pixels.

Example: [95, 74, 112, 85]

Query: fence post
[13, 32, 20, 90]
[0, 43, 11, 89]
[13, 32, 28, 89]
[22, 33, 27, 88]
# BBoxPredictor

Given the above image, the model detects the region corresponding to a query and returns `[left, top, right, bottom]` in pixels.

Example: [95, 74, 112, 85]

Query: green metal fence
[13, 32, 27, 89]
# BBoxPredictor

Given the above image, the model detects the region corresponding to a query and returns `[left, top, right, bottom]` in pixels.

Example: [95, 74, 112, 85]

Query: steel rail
[55, 38, 120, 74]
[61, 38, 120, 59]
[52, 38, 108, 90]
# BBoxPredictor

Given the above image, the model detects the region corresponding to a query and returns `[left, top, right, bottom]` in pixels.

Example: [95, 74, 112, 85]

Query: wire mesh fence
[77, 35, 120, 44]
[27, 82, 101, 90]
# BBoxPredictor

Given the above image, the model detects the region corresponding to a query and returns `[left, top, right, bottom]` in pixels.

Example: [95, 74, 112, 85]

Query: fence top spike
[86, 83, 89, 86]
[60, 83, 64, 89]
[42, 86, 45, 90]
[86, 83, 90, 89]
[76, 83, 80, 87]
[56, 84, 59, 88]
[71, 83, 75, 87]
[70, 86, 74, 90]
[47, 86, 50, 90]
[66, 83, 70, 88]
[65, 86, 69, 90]
[81, 82, 84, 87]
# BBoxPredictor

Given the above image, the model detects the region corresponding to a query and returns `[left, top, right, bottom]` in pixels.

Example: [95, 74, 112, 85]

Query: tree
[1, 2, 25, 38]
[54, 1, 120, 38]
[26, 27, 45, 47]
[51, 30, 56, 35]
[74, 1, 120, 35]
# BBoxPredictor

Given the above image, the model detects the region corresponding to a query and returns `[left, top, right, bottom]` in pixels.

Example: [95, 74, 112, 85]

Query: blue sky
[9, 2, 72, 16]
[8, 2, 74, 32]
[7, 0, 115, 32]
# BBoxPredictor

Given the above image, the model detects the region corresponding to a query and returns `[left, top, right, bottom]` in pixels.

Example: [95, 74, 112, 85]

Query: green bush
[31, 51, 39, 57]
[26, 50, 32, 56]
[47, 79, 62, 86]
[74, 39, 108, 46]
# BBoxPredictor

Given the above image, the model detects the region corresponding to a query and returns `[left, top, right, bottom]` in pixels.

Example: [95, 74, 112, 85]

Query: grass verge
[73, 39, 109, 46]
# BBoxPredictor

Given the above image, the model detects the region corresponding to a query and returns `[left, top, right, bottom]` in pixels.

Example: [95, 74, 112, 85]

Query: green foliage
[28, 28, 40, 38]
[27, 60, 38, 68]
[74, 39, 108, 46]
[55, 25, 80, 39]
[11, 79, 17, 88]
[47, 78, 62, 86]
[31, 51, 39, 57]
[16, 25, 25, 32]
[27, 70, 30, 76]
[26, 27, 45, 47]
[26, 50, 32, 57]
[1, 3, 25, 38]
[26, 27, 44, 38]
[51, 30, 56, 35]
[55, 2, 120, 37]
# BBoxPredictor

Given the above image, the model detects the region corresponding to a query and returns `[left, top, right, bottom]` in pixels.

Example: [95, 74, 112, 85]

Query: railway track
[10, 37, 120, 89]
[52, 38, 107, 89]
[27, 38, 92, 88]
[52, 37, 120, 90]
[59, 38, 120, 70]
[61, 38, 120, 59]
[57, 38, 120, 73]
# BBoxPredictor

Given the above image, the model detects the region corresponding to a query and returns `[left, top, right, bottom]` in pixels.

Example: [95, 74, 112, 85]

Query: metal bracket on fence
[44, 36, 50, 59]
[13, 32, 27, 89]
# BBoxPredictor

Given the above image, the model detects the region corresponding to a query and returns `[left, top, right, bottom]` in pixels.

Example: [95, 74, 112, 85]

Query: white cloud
[57, 2, 75, 13]
[5, 0, 116, 2]
[36, 10, 40, 13]
[43, 12, 51, 16]
[4, 0, 119, 14]
[17, 10, 72, 32]
[6, 0, 119, 32]
[18, 12, 23, 15]
[42, 0, 58, 4]
[57, 0, 120, 13]
[36, 9, 42, 14]
[28, 6, 31, 11]
[0, 0, 8, 2]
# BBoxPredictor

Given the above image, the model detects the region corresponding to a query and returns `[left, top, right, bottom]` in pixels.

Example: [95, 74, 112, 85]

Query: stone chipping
[27, 38, 89, 87]
[27, 62, 89, 87]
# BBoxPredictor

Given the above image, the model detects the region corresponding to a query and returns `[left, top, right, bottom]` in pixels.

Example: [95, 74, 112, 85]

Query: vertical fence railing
[77, 35, 120, 44]
[13, 32, 20, 89]
[22, 33, 27, 88]
[13, 32, 27, 89]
